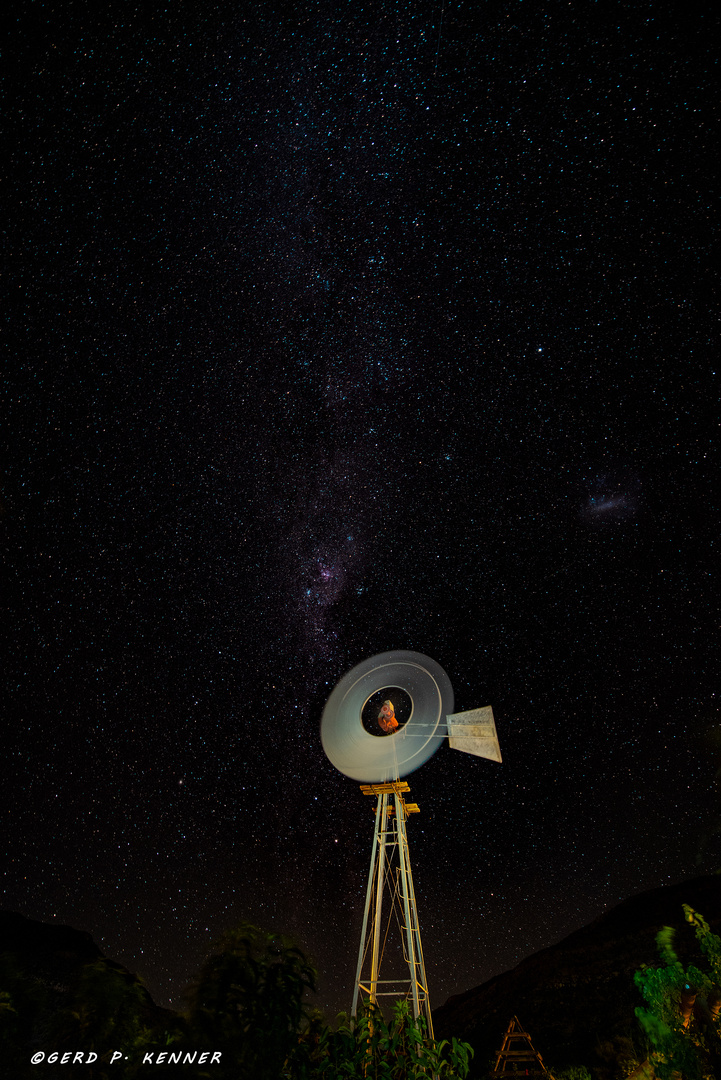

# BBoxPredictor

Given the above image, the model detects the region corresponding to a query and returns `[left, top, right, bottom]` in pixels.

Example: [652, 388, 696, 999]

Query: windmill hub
[361, 687, 413, 736]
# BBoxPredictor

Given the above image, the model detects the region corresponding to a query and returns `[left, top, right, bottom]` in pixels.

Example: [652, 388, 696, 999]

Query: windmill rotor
[321, 649, 500, 783]
[321, 650, 453, 783]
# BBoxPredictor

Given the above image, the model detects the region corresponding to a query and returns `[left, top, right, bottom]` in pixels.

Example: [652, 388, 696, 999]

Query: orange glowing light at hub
[377, 700, 399, 734]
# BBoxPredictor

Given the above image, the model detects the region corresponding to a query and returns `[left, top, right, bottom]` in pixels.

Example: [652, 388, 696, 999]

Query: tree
[634, 920, 715, 1080]
[185, 923, 317, 1080]
[683, 908, 721, 988]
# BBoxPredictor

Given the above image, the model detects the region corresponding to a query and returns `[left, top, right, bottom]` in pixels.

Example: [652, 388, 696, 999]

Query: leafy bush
[553, 1067, 593, 1080]
[289, 998, 474, 1079]
[633, 914, 721, 1080]
[184, 923, 317, 1080]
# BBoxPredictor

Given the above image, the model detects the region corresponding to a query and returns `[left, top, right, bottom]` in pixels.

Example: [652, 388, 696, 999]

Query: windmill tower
[320, 650, 501, 1030]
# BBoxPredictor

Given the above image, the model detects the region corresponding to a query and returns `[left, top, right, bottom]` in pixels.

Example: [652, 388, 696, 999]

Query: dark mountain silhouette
[0, 909, 178, 1075]
[432, 875, 721, 1080]
[0, 909, 172, 1015]
[0, 909, 103, 968]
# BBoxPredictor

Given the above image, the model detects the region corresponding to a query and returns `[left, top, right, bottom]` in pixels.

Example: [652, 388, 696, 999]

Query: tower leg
[369, 792, 388, 1005]
[395, 791, 433, 1036]
[351, 793, 384, 1019]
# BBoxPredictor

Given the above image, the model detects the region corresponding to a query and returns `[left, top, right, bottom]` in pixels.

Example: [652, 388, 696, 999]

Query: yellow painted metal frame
[351, 783, 433, 1036]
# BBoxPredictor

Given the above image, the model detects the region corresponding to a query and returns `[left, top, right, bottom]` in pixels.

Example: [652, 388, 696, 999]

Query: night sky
[2, 0, 718, 1023]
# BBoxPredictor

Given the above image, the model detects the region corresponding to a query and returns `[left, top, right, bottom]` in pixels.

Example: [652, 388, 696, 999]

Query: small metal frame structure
[493, 1016, 554, 1079]
[351, 781, 433, 1036]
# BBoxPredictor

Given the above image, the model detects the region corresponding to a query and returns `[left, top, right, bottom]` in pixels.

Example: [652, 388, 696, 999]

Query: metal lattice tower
[351, 781, 433, 1035]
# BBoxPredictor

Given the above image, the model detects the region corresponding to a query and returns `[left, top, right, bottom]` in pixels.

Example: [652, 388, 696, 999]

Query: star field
[2, 0, 718, 1021]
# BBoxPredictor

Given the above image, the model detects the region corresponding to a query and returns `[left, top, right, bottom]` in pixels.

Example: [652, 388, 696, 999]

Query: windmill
[320, 650, 501, 1034]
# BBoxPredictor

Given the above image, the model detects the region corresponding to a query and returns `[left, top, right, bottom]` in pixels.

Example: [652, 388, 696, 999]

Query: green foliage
[684, 908, 721, 987]
[288, 998, 474, 1079]
[48, 961, 158, 1080]
[49, 960, 152, 1053]
[0, 953, 157, 1080]
[656, 928, 684, 970]
[185, 923, 317, 1080]
[553, 1067, 593, 1080]
[593, 1033, 644, 1080]
[633, 923, 712, 1080]
[0, 951, 43, 1080]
